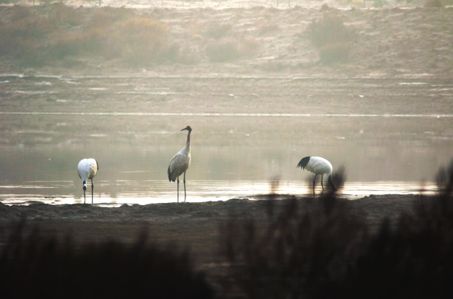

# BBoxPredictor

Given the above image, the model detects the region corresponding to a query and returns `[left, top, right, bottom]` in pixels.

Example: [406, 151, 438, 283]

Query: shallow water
[0, 73, 451, 206]
[0, 179, 437, 207]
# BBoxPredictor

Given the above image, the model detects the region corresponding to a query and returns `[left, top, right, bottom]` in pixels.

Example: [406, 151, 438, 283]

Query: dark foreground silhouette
[0, 224, 213, 299]
[219, 160, 453, 299]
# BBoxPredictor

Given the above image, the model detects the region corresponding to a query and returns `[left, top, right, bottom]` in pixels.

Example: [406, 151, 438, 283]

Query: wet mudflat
[0, 193, 429, 297]
[0, 194, 421, 258]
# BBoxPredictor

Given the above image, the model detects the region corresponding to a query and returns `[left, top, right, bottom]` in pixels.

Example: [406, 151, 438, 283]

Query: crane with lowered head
[77, 158, 99, 204]
[297, 156, 334, 196]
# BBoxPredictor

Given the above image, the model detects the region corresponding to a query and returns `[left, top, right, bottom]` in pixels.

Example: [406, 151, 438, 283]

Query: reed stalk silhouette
[220, 160, 453, 299]
[0, 223, 213, 299]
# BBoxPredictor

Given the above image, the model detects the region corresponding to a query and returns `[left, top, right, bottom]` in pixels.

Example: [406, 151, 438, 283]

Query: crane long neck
[185, 131, 191, 151]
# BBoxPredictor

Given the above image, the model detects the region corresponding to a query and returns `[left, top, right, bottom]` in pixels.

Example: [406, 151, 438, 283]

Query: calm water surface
[0, 73, 451, 205]
[0, 180, 438, 207]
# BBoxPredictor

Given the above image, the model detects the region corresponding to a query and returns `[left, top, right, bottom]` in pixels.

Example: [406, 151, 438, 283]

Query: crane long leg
[177, 177, 180, 203]
[91, 178, 94, 204]
[183, 171, 187, 203]
[83, 189, 86, 204]
[312, 174, 317, 197]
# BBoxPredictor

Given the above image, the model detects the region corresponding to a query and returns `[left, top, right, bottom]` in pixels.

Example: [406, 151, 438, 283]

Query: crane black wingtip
[297, 156, 310, 169]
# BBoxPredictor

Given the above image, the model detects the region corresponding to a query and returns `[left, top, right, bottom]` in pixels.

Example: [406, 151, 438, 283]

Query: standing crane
[168, 126, 192, 203]
[297, 156, 333, 196]
[77, 158, 99, 204]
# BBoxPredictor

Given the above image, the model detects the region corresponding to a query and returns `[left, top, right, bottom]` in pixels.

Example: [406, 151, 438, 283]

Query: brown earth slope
[0, 5, 452, 78]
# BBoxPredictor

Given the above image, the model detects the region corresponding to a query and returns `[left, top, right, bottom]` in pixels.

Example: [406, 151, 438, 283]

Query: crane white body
[297, 156, 333, 195]
[168, 126, 192, 202]
[77, 158, 99, 204]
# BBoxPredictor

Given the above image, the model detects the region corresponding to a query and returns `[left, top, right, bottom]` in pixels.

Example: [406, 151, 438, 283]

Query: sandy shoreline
[0, 194, 421, 263]
[0, 194, 419, 222]
[1, 193, 448, 298]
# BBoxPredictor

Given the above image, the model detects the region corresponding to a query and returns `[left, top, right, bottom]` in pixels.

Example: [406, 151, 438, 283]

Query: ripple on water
[1, 112, 452, 118]
[34, 81, 52, 86]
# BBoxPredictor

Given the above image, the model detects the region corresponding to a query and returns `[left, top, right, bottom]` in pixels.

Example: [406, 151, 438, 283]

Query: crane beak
[181, 126, 192, 132]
